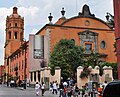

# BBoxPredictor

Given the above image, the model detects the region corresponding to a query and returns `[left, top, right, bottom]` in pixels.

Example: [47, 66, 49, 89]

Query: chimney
[13, 7, 18, 14]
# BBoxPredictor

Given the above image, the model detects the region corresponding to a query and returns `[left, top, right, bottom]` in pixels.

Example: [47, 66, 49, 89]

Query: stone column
[103, 66, 113, 81]
[36, 71, 38, 82]
[55, 67, 61, 85]
[77, 66, 83, 88]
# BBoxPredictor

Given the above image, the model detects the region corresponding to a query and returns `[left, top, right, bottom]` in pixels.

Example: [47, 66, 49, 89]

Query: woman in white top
[35, 82, 40, 96]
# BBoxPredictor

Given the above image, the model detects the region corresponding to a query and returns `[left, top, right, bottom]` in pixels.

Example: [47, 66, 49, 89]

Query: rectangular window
[85, 44, 92, 53]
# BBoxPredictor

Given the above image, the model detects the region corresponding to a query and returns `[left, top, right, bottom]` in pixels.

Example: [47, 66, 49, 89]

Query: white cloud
[0, 7, 13, 32]
[18, 6, 40, 25]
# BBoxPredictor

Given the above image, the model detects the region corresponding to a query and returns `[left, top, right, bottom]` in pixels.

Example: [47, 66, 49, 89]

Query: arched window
[15, 23, 17, 27]
[9, 31, 11, 39]
[85, 43, 92, 53]
[14, 32, 17, 39]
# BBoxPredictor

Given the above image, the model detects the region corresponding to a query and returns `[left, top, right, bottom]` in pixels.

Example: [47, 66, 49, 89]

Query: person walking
[41, 82, 45, 96]
[73, 83, 79, 97]
[52, 81, 58, 94]
[49, 82, 53, 92]
[35, 82, 40, 96]
[59, 81, 64, 97]
[98, 84, 103, 97]
[81, 86, 85, 97]
[63, 85, 67, 97]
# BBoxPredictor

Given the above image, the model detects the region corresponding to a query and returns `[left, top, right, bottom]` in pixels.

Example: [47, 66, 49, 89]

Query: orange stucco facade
[36, 5, 116, 63]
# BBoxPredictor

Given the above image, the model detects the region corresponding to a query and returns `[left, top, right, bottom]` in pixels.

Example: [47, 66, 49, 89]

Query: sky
[0, 0, 113, 65]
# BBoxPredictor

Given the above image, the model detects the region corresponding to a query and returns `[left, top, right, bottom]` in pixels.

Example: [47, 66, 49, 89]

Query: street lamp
[20, 38, 27, 89]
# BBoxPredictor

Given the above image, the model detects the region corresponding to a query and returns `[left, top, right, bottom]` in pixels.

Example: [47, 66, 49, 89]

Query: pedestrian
[59, 81, 64, 97]
[35, 82, 40, 96]
[63, 85, 67, 97]
[73, 83, 79, 97]
[84, 83, 89, 97]
[41, 82, 45, 96]
[49, 82, 53, 92]
[10, 80, 15, 87]
[7, 80, 9, 87]
[102, 81, 107, 91]
[81, 86, 85, 97]
[52, 81, 58, 94]
[98, 84, 103, 97]
[67, 86, 73, 97]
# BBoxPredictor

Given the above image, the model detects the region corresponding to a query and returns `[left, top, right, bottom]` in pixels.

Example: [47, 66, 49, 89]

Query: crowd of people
[34, 79, 108, 97]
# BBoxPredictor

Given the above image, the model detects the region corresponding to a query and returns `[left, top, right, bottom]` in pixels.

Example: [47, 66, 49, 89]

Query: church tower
[5, 7, 24, 58]
[4, 7, 24, 79]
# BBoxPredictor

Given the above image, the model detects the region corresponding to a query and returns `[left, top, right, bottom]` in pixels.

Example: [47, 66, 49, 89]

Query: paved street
[0, 84, 91, 97]
[0, 84, 59, 97]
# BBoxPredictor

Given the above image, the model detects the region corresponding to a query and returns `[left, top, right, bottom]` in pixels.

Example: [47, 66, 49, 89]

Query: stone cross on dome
[13, 7, 18, 14]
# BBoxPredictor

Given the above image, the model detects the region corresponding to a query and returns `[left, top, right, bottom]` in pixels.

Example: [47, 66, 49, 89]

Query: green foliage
[80, 67, 91, 78]
[80, 52, 117, 79]
[84, 52, 100, 67]
[49, 39, 84, 80]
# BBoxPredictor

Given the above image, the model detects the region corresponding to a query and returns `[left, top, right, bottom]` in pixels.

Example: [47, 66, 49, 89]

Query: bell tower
[4, 7, 24, 79]
[5, 7, 24, 57]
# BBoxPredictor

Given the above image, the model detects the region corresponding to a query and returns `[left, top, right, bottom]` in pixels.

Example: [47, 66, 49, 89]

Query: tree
[84, 52, 100, 67]
[80, 52, 100, 78]
[49, 39, 84, 80]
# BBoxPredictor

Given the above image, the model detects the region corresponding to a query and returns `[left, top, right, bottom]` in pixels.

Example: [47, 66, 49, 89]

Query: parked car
[102, 80, 120, 97]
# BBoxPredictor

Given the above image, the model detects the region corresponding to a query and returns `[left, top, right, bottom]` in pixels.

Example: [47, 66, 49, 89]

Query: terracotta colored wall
[38, 17, 116, 63]
[9, 45, 29, 81]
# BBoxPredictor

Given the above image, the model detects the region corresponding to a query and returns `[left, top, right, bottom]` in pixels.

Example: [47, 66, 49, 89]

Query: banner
[34, 35, 44, 59]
